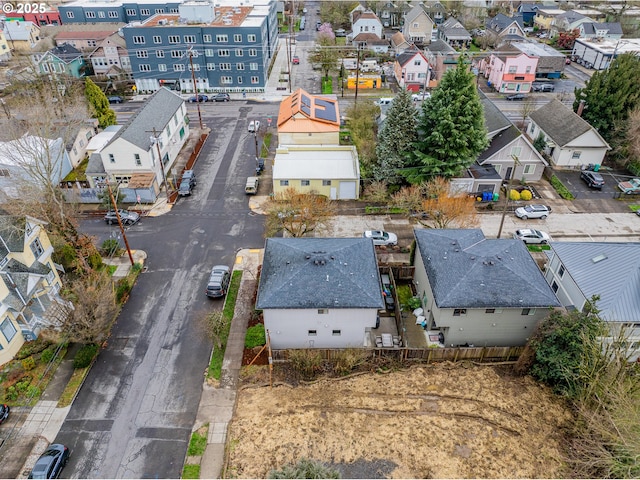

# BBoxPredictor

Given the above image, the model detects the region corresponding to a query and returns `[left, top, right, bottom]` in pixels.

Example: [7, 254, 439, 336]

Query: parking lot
[553, 168, 639, 208]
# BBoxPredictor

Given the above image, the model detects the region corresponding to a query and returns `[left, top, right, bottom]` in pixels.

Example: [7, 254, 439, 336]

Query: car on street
[28, 444, 70, 479]
[188, 94, 208, 103]
[178, 180, 192, 196]
[580, 170, 605, 189]
[0, 403, 9, 424]
[514, 204, 552, 220]
[412, 92, 431, 101]
[532, 82, 555, 92]
[206, 265, 231, 298]
[506, 93, 526, 101]
[104, 209, 140, 225]
[248, 120, 260, 132]
[513, 229, 551, 244]
[617, 177, 640, 194]
[255, 157, 265, 175]
[292, 56, 300, 65]
[108, 95, 123, 104]
[363, 230, 398, 246]
[335, 28, 347, 37]
[211, 93, 230, 102]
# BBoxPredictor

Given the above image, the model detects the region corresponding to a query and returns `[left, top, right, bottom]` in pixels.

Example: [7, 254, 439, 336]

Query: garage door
[339, 181, 357, 199]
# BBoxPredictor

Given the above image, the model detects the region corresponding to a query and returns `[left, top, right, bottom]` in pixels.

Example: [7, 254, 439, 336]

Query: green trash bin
[593, 164, 600, 172]
[493, 192, 499, 202]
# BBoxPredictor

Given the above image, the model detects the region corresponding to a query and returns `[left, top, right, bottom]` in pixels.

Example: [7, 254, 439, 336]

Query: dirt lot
[226, 363, 574, 479]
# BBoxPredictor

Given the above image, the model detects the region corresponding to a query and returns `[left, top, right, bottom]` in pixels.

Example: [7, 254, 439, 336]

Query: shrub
[550, 175, 575, 200]
[74, 344, 99, 368]
[26, 385, 41, 398]
[407, 296, 422, 310]
[245, 324, 266, 348]
[520, 189, 533, 201]
[21, 356, 36, 371]
[115, 278, 131, 303]
[510, 189, 521, 201]
[40, 347, 55, 364]
[333, 349, 369, 375]
[101, 239, 122, 257]
[268, 458, 340, 479]
[88, 251, 103, 270]
[5, 386, 18, 401]
[288, 350, 323, 379]
[16, 379, 31, 393]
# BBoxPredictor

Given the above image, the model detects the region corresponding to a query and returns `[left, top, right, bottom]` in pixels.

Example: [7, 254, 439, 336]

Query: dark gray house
[256, 238, 385, 349]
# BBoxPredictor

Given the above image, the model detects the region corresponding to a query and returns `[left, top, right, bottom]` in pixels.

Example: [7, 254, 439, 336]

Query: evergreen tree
[373, 88, 417, 185]
[402, 56, 488, 183]
[85, 78, 116, 128]
[573, 53, 640, 163]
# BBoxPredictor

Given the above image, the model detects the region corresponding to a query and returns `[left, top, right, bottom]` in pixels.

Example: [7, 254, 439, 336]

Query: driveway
[553, 169, 638, 213]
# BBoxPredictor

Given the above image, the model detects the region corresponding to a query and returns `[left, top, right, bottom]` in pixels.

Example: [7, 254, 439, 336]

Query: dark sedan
[0, 403, 9, 424]
[211, 93, 230, 102]
[188, 94, 208, 103]
[28, 444, 70, 479]
[506, 93, 526, 101]
[580, 170, 605, 189]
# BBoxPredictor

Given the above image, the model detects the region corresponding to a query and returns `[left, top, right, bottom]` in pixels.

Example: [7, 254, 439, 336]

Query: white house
[256, 237, 385, 349]
[89, 32, 131, 77]
[393, 47, 430, 90]
[402, 3, 435, 45]
[350, 10, 384, 41]
[544, 242, 640, 361]
[528, 99, 610, 168]
[413, 229, 560, 347]
[86, 87, 188, 201]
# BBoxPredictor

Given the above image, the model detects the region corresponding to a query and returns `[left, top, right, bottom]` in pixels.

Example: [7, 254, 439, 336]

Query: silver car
[513, 229, 550, 244]
[104, 209, 140, 225]
[514, 205, 551, 220]
[363, 230, 398, 246]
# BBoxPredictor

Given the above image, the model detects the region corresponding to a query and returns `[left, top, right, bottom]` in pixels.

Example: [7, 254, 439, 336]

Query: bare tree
[519, 96, 537, 130]
[265, 187, 336, 237]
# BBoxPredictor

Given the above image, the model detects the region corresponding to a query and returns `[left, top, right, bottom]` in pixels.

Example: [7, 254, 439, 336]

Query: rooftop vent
[592, 254, 608, 264]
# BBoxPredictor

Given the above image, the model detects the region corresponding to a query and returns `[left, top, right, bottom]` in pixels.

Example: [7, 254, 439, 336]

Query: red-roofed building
[277, 88, 340, 145]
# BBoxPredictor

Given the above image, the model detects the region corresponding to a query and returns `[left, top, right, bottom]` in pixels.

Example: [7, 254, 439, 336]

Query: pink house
[394, 48, 431, 91]
[478, 52, 538, 93]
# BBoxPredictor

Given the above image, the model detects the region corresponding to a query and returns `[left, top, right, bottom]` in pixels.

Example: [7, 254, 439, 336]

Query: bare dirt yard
[226, 362, 574, 479]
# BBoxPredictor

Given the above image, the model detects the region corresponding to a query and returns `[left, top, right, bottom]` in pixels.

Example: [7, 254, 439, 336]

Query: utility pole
[355, 44, 362, 104]
[148, 128, 171, 202]
[288, 13, 293, 93]
[497, 155, 520, 239]
[188, 47, 204, 130]
[106, 182, 135, 266]
[254, 129, 259, 160]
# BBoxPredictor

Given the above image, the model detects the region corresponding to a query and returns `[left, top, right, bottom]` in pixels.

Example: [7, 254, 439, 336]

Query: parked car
[104, 209, 140, 225]
[0, 403, 9, 424]
[255, 157, 265, 175]
[212, 93, 230, 102]
[28, 444, 70, 479]
[363, 230, 398, 246]
[513, 229, 551, 244]
[514, 204, 552, 220]
[335, 29, 347, 37]
[178, 180, 192, 196]
[532, 82, 555, 92]
[292, 56, 300, 65]
[617, 177, 640, 194]
[412, 92, 431, 102]
[182, 169, 197, 187]
[188, 94, 208, 103]
[316, 21, 321, 31]
[245, 176, 259, 194]
[108, 95, 123, 104]
[580, 170, 605, 189]
[206, 265, 231, 298]
[506, 93, 526, 101]
[248, 120, 260, 133]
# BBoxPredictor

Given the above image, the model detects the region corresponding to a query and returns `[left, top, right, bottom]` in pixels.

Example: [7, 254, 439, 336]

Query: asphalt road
[55, 102, 274, 478]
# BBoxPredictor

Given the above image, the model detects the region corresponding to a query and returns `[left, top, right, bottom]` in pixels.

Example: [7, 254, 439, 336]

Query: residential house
[485, 13, 526, 46]
[85, 87, 188, 202]
[394, 47, 430, 91]
[277, 88, 340, 146]
[89, 32, 131, 77]
[6, 9, 62, 26]
[351, 33, 389, 52]
[0, 135, 73, 198]
[517, 3, 542, 26]
[579, 22, 624, 41]
[0, 214, 68, 366]
[350, 10, 384, 42]
[506, 41, 566, 79]
[54, 29, 115, 51]
[422, 1, 447, 26]
[528, 99, 610, 168]
[402, 3, 435, 46]
[544, 242, 640, 362]
[390, 32, 411, 56]
[349, 3, 367, 25]
[413, 228, 560, 348]
[66, 120, 99, 168]
[376, 1, 411, 29]
[0, 30, 10, 61]
[256, 237, 384, 350]
[438, 17, 471, 49]
[550, 10, 594, 38]
[35, 43, 86, 77]
[533, 8, 566, 32]
[424, 39, 459, 84]
[479, 51, 538, 93]
[572, 37, 640, 70]
[121, 2, 279, 94]
[2, 20, 41, 52]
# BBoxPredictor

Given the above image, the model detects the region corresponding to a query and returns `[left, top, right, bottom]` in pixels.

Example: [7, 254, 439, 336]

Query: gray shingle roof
[426, 39, 456, 54]
[105, 87, 184, 152]
[480, 92, 512, 136]
[414, 229, 560, 309]
[529, 99, 602, 147]
[86, 152, 106, 175]
[396, 48, 422, 67]
[0, 215, 26, 259]
[582, 22, 623, 35]
[548, 242, 640, 322]
[256, 238, 385, 310]
[48, 43, 83, 63]
[486, 13, 523, 32]
[478, 124, 521, 162]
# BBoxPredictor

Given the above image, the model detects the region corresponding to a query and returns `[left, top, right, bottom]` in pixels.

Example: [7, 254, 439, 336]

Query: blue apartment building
[59, 0, 184, 24]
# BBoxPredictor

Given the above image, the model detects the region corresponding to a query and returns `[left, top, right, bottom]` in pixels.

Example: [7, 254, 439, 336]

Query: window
[234, 34, 242, 42]
[572, 151, 582, 159]
[133, 36, 145, 44]
[203, 34, 212, 43]
[30, 238, 45, 258]
[207, 63, 215, 70]
[216, 34, 228, 42]
[523, 164, 535, 175]
[237, 76, 243, 84]
[66, 12, 74, 18]
[453, 309, 467, 316]
[97, 12, 105, 18]
[136, 50, 148, 58]
[280, 180, 289, 186]
[218, 49, 230, 57]
[251, 76, 259, 84]
[171, 50, 182, 58]
[322, 180, 331, 186]
[526, 66, 531, 73]
[521, 308, 536, 316]
[552, 281, 559, 293]
[155, 8, 164, 14]
[174, 64, 185, 71]
[108, 153, 115, 163]
[169, 8, 179, 13]
[153, 35, 162, 44]
[0, 169, 10, 177]
[168, 35, 180, 44]
[248, 34, 256, 42]
[188, 64, 200, 71]
[301, 180, 310, 186]
[156, 50, 164, 58]
[508, 66, 517, 73]
[139, 64, 151, 71]
[318, 309, 328, 314]
[558, 265, 565, 278]
[221, 76, 232, 84]
[486, 308, 495, 313]
[414, 59, 421, 65]
[184, 35, 196, 44]
[249, 62, 258, 70]
[236, 63, 244, 70]
[511, 146, 522, 157]
[235, 48, 243, 56]
[108, 11, 118, 18]
[1, 319, 17, 343]
[332, 330, 341, 336]
[126, 8, 136, 15]
[205, 48, 214, 57]
[219, 63, 231, 70]
[249, 49, 257, 56]
[140, 8, 150, 15]
[308, 330, 317, 336]
[134, 154, 141, 166]
[86, 11, 96, 18]
[159, 64, 167, 71]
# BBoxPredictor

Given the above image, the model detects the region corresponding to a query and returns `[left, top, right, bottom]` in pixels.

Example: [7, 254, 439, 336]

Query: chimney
[576, 99, 586, 117]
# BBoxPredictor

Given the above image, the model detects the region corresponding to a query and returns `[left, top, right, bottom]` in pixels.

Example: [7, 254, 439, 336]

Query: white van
[360, 59, 379, 72]
[245, 176, 259, 195]
[375, 98, 394, 106]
